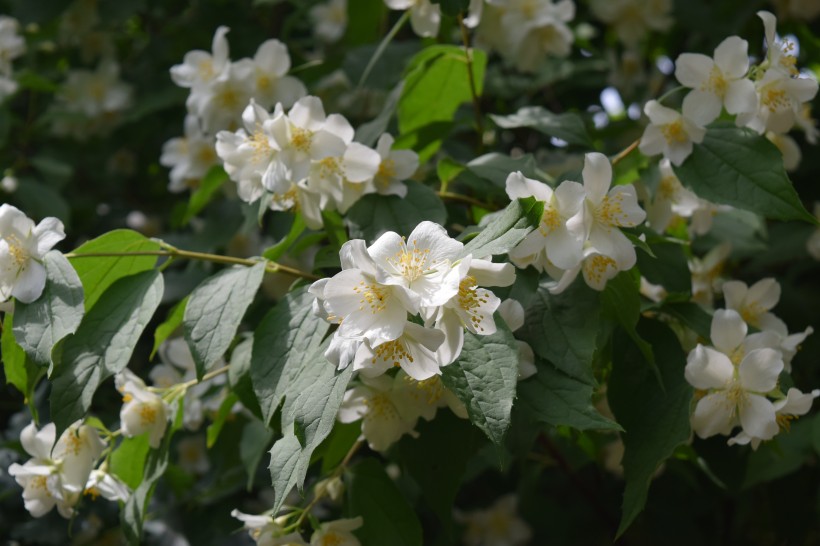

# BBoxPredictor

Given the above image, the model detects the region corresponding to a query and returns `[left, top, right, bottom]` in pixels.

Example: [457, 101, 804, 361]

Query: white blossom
[116, 369, 170, 448]
[384, 0, 441, 38]
[728, 387, 819, 449]
[639, 99, 707, 166]
[0, 16, 24, 100]
[170, 26, 231, 90]
[455, 495, 532, 546]
[310, 0, 349, 43]
[0, 204, 66, 304]
[52, 61, 132, 138]
[689, 242, 731, 307]
[231, 510, 308, 546]
[84, 470, 130, 503]
[235, 39, 307, 110]
[723, 278, 787, 334]
[369, 133, 418, 197]
[161, 115, 219, 193]
[646, 159, 726, 236]
[309, 517, 363, 546]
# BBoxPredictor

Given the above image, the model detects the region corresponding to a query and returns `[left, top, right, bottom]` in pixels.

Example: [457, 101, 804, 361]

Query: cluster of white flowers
[0, 16, 25, 101]
[310, 0, 348, 43]
[590, 0, 673, 47]
[477, 0, 575, 73]
[455, 494, 532, 546]
[232, 511, 363, 546]
[216, 96, 418, 229]
[163, 26, 307, 192]
[640, 11, 818, 167]
[0, 204, 65, 304]
[685, 278, 818, 449]
[505, 152, 646, 293]
[8, 421, 129, 518]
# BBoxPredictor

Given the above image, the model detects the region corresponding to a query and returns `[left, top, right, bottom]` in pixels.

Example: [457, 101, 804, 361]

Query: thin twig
[458, 14, 484, 147]
[611, 139, 640, 166]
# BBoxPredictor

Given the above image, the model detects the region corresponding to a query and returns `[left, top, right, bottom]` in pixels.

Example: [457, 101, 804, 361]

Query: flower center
[389, 239, 431, 281]
[353, 281, 388, 314]
[139, 403, 158, 425]
[762, 87, 789, 113]
[662, 120, 688, 144]
[703, 65, 728, 97]
[317, 156, 341, 179]
[63, 430, 84, 455]
[198, 59, 214, 80]
[539, 205, 560, 236]
[365, 393, 397, 419]
[217, 87, 241, 109]
[596, 193, 630, 226]
[290, 126, 313, 153]
[372, 338, 413, 368]
[458, 275, 489, 331]
[658, 175, 679, 199]
[319, 533, 344, 546]
[376, 159, 396, 186]
[583, 255, 616, 285]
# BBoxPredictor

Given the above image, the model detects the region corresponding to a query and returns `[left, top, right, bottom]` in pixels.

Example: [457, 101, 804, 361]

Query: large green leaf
[459, 197, 543, 260]
[673, 123, 815, 224]
[346, 180, 446, 242]
[50, 270, 164, 437]
[518, 282, 600, 383]
[69, 229, 161, 310]
[489, 106, 592, 147]
[184, 262, 266, 379]
[109, 435, 151, 489]
[518, 360, 621, 431]
[346, 457, 423, 546]
[441, 323, 519, 448]
[250, 286, 331, 425]
[608, 319, 693, 536]
[398, 45, 487, 157]
[2, 314, 45, 416]
[12, 251, 84, 366]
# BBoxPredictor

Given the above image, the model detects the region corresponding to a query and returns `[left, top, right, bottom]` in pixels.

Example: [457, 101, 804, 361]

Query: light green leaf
[250, 286, 331, 425]
[229, 335, 263, 420]
[346, 180, 446, 242]
[2, 314, 45, 417]
[518, 360, 621, 431]
[206, 392, 240, 448]
[184, 262, 266, 379]
[459, 197, 544, 260]
[69, 229, 161, 310]
[517, 282, 600, 383]
[441, 322, 519, 448]
[50, 270, 164, 438]
[673, 123, 815, 223]
[660, 302, 712, 342]
[183, 165, 228, 224]
[347, 457, 423, 546]
[609, 319, 693, 537]
[109, 435, 151, 489]
[13, 251, 84, 366]
[268, 432, 307, 514]
[490, 106, 592, 147]
[150, 296, 187, 360]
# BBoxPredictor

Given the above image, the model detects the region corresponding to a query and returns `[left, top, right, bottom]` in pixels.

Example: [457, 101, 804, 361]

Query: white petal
[409, 1, 441, 37]
[468, 259, 515, 287]
[342, 142, 380, 182]
[739, 394, 778, 440]
[746, 278, 780, 312]
[497, 299, 525, 332]
[724, 78, 758, 116]
[581, 152, 612, 204]
[324, 113, 355, 144]
[711, 309, 748, 355]
[682, 90, 721, 127]
[254, 39, 290, 76]
[32, 217, 66, 257]
[714, 36, 749, 79]
[685, 344, 735, 390]
[505, 171, 553, 202]
[12, 261, 46, 304]
[674, 53, 713, 88]
[691, 392, 736, 438]
[738, 348, 783, 393]
[757, 11, 777, 52]
[289, 96, 326, 131]
[553, 180, 585, 217]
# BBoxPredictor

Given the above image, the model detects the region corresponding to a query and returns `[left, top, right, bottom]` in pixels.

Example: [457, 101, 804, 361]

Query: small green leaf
[183, 165, 228, 224]
[673, 123, 815, 224]
[608, 319, 693, 536]
[13, 251, 84, 366]
[441, 322, 519, 448]
[518, 360, 621, 431]
[517, 282, 600, 383]
[2, 314, 45, 416]
[347, 457, 423, 546]
[184, 262, 266, 379]
[206, 392, 240, 448]
[346, 180, 446, 243]
[263, 215, 306, 262]
[490, 106, 592, 147]
[459, 197, 544, 260]
[69, 229, 161, 310]
[109, 435, 151, 489]
[50, 270, 164, 438]
[660, 302, 712, 342]
[250, 286, 331, 425]
[240, 418, 274, 490]
[151, 296, 188, 360]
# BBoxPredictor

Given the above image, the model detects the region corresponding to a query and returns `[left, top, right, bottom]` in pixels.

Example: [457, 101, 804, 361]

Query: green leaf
[151, 296, 187, 360]
[346, 180, 446, 242]
[673, 123, 815, 224]
[459, 197, 544, 260]
[355, 82, 404, 147]
[465, 153, 541, 189]
[183, 165, 228, 224]
[742, 416, 818, 490]
[635, 238, 690, 295]
[109, 435, 151, 489]
[206, 392, 240, 448]
[268, 432, 307, 514]
[346, 457, 423, 546]
[319, 421, 362, 474]
[69, 229, 161, 310]
[240, 418, 274, 490]
[12, 251, 84, 366]
[228, 335, 263, 419]
[184, 262, 266, 379]
[50, 270, 164, 438]
[262, 215, 305, 262]
[250, 286, 331, 425]
[660, 302, 712, 341]
[608, 319, 693, 536]
[441, 322, 519, 448]
[518, 360, 621, 431]
[398, 45, 486, 156]
[2, 314, 44, 415]
[489, 106, 593, 147]
[601, 271, 657, 383]
[517, 282, 600, 383]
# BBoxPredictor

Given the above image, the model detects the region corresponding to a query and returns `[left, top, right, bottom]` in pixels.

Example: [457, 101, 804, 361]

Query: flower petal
[711, 309, 747, 355]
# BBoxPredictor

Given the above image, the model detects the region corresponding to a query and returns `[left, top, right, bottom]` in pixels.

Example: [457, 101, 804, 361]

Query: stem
[436, 191, 496, 210]
[65, 246, 321, 281]
[358, 11, 409, 90]
[177, 365, 231, 391]
[610, 139, 640, 166]
[657, 85, 686, 105]
[458, 14, 484, 147]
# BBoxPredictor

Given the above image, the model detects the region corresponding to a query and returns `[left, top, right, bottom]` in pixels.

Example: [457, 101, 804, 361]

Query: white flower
[505, 171, 586, 271]
[352, 321, 445, 380]
[309, 517, 363, 546]
[767, 132, 801, 171]
[689, 242, 731, 307]
[161, 115, 219, 193]
[646, 159, 721, 235]
[723, 278, 787, 334]
[337, 374, 423, 452]
[685, 310, 783, 441]
[84, 470, 130, 503]
[8, 421, 105, 518]
[176, 435, 210, 474]
[116, 369, 170, 448]
[170, 26, 231, 90]
[674, 36, 758, 125]
[236, 39, 307, 110]
[639, 99, 707, 166]
[52, 61, 132, 138]
[369, 133, 418, 197]
[186, 61, 255, 133]
[0, 204, 66, 303]
[589, 0, 672, 47]
[0, 16, 25, 75]
[384, 0, 441, 38]
[728, 387, 819, 449]
[231, 510, 308, 546]
[311, 0, 349, 43]
[456, 494, 532, 546]
[391, 370, 467, 422]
